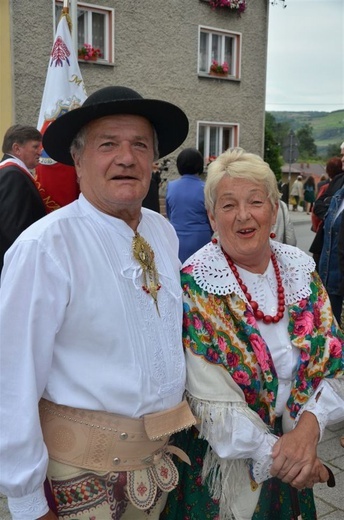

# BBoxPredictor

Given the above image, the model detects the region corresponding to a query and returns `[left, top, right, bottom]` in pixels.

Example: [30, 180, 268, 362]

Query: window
[55, 1, 114, 63]
[198, 26, 241, 79]
[197, 122, 239, 161]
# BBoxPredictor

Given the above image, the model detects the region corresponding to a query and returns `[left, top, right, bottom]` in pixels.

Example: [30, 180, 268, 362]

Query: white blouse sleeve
[294, 378, 344, 439]
[185, 349, 278, 482]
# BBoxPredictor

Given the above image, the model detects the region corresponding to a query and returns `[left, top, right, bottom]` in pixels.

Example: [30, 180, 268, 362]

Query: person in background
[0, 124, 47, 270]
[277, 179, 289, 205]
[289, 174, 303, 211]
[271, 199, 297, 246]
[303, 175, 316, 214]
[313, 156, 344, 222]
[311, 157, 342, 233]
[335, 190, 344, 449]
[318, 185, 344, 325]
[162, 147, 343, 520]
[317, 173, 328, 192]
[0, 86, 195, 520]
[310, 157, 343, 270]
[166, 148, 212, 262]
[142, 161, 161, 212]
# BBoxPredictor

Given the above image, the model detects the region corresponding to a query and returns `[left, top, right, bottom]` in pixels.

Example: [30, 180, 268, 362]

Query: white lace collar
[183, 240, 316, 306]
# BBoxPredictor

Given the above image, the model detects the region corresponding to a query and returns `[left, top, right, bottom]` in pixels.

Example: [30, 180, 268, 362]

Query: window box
[209, 70, 228, 77]
[199, 0, 246, 13]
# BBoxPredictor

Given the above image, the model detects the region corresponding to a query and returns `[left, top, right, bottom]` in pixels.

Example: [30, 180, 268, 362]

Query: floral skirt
[160, 426, 316, 520]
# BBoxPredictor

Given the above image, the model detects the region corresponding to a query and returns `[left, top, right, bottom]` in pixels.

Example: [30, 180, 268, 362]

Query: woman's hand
[270, 411, 327, 489]
[37, 510, 58, 520]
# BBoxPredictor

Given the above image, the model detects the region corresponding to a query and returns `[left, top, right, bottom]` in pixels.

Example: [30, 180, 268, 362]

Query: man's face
[14, 140, 42, 169]
[73, 114, 155, 218]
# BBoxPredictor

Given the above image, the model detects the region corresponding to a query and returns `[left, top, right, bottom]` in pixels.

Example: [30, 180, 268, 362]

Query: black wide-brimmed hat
[43, 86, 189, 165]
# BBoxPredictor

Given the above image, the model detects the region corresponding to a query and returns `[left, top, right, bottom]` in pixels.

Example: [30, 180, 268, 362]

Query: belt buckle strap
[144, 400, 197, 440]
[141, 446, 166, 466]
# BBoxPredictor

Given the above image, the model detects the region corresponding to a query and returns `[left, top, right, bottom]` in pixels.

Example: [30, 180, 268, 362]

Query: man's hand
[300, 459, 330, 489]
[37, 510, 58, 520]
[270, 411, 327, 489]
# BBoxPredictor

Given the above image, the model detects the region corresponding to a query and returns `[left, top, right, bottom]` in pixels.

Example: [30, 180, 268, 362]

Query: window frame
[55, 1, 114, 64]
[198, 25, 242, 80]
[197, 121, 240, 161]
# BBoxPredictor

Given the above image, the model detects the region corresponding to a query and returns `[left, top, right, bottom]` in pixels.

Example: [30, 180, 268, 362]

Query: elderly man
[0, 124, 46, 269]
[0, 86, 193, 520]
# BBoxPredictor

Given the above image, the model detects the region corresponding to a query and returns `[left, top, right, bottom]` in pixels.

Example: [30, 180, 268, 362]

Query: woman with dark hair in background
[303, 175, 316, 214]
[166, 148, 212, 262]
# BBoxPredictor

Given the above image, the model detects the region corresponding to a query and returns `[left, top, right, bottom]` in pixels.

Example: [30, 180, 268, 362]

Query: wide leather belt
[39, 398, 196, 473]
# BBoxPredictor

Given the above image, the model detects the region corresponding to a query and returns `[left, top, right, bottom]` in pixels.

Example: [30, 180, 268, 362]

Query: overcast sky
[266, 0, 344, 113]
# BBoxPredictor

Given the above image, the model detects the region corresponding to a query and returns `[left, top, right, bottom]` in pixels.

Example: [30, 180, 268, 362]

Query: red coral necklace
[222, 248, 285, 324]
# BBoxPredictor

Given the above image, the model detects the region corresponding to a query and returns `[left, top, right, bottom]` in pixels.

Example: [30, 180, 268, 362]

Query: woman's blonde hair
[204, 147, 280, 213]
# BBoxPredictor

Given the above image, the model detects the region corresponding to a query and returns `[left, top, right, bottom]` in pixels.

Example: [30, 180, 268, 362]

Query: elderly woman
[162, 148, 344, 520]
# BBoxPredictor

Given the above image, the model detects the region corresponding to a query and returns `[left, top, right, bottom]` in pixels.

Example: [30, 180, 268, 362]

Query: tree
[326, 142, 342, 159]
[296, 124, 317, 158]
[264, 113, 283, 179]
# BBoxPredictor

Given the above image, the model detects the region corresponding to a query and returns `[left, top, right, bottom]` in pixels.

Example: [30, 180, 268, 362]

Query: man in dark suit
[0, 124, 47, 270]
[142, 161, 161, 213]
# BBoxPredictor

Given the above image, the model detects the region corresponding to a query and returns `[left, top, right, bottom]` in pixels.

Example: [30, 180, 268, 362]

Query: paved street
[288, 206, 315, 254]
[0, 208, 343, 519]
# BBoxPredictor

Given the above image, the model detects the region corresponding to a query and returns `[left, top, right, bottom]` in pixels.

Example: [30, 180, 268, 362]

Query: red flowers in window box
[209, 60, 229, 76]
[78, 43, 102, 61]
[209, 0, 246, 12]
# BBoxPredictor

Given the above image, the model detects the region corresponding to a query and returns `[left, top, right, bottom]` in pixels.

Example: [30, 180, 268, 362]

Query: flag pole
[70, 0, 78, 54]
[61, 0, 72, 36]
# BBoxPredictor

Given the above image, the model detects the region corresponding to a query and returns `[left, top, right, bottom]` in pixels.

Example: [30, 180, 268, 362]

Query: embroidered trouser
[47, 459, 168, 520]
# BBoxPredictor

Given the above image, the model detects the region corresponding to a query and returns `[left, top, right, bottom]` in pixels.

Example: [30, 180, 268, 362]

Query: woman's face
[208, 176, 278, 271]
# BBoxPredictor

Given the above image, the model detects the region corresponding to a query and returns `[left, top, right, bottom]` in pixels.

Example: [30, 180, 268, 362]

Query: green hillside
[269, 110, 344, 156]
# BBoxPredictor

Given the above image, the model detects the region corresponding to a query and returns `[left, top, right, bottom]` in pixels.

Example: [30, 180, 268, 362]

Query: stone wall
[9, 0, 268, 162]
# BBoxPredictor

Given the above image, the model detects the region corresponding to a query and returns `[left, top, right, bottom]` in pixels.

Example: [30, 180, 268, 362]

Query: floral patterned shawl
[181, 240, 344, 427]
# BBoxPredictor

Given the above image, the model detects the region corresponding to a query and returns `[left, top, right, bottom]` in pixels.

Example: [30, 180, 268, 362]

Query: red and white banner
[36, 13, 87, 211]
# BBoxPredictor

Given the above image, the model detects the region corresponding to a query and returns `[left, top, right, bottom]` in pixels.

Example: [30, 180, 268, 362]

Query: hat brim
[43, 98, 189, 166]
